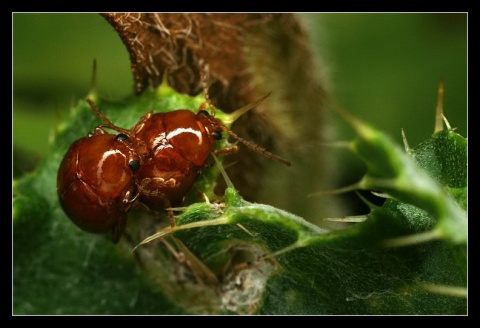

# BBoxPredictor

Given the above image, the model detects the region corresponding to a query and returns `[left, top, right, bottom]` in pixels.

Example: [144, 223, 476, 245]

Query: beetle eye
[212, 131, 223, 140]
[128, 160, 140, 172]
[116, 133, 129, 141]
[198, 110, 210, 117]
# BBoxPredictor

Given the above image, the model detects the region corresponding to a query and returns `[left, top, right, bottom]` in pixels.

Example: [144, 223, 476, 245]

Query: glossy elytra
[57, 100, 146, 243]
[131, 91, 291, 219]
[131, 107, 226, 214]
[57, 93, 290, 243]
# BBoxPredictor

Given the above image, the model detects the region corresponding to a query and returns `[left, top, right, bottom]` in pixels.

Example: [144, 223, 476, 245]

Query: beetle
[57, 100, 146, 243]
[132, 108, 225, 217]
[131, 94, 291, 225]
[57, 94, 290, 242]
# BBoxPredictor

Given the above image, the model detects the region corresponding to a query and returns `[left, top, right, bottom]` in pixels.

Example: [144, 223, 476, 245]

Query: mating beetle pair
[57, 95, 290, 243]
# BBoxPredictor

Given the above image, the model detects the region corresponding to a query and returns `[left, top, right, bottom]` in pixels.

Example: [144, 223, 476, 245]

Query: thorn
[171, 236, 219, 285]
[401, 128, 410, 153]
[308, 182, 361, 198]
[381, 229, 442, 248]
[131, 226, 175, 252]
[318, 216, 367, 223]
[369, 191, 390, 199]
[355, 191, 382, 210]
[87, 59, 98, 102]
[434, 78, 445, 133]
[223, 92, 272, 125]
[212, 153, 235, 189]
[236, 223, 257, 237]
[132, 217, 230, 251]
[203, 193, 211, 205]
[441, 113, 452, 131]
[420, 283, 467, 298]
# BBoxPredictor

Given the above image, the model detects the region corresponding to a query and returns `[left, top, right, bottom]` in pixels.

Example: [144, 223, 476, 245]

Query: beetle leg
[132, 111, 154, 135]
[122, 188, 140, 212]
[164, 199, 176, 228]
[111, 214, 127, 244]
[138, 178, 177, 228]
[213, 144, 239, 156]
[197, 101, 208, 112]
[138, 177, 177, 196]
[170, 236, 219, 285]
[88, 126, 108, 137]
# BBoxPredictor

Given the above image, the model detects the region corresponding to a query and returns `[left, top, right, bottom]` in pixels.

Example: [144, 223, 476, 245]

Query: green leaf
[13, 87, 467, 314]
[13, 87, 209, 315]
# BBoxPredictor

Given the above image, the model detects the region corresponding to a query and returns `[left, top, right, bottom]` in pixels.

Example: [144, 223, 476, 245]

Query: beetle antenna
[200, 63, 217, 117]
[225, 129, 291, 166]
[86, 99, 132, 136]
[89, 59, 98, 100]
[199, 63, 289, 166]
[222, 92, 272, 125]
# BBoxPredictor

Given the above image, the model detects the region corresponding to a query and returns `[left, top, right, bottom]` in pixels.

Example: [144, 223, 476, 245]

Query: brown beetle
[57, 96, 289, 242]
[132, 108, 225, 215]
[57, 101, 146, 243]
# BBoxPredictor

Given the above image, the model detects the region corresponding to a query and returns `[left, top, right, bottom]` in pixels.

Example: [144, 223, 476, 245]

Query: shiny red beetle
[57, 95, 290, 242]
[131, 95, 290, 219]
[132, 108, 226, 214]
[57, 100, 146, 243]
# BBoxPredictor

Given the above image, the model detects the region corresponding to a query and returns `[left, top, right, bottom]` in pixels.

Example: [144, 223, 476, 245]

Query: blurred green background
[304, 13, 467, 147]
[13, 13, 467, 178]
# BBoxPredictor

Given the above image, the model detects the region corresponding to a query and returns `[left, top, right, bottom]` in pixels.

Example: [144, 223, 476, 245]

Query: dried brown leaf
[101, 13, 334, 218]
[102, 13, 270, 108]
